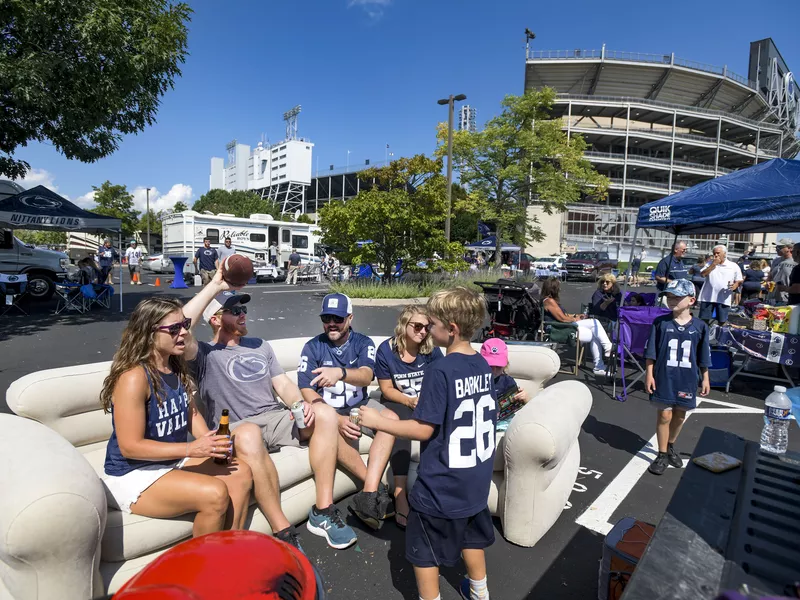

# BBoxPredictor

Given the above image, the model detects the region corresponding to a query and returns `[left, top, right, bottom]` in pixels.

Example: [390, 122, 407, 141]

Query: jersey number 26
[449, 394, 495, 469]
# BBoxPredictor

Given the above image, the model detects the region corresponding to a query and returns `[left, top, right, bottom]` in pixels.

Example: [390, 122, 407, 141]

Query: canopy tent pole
[119, 231, 123, 313]
[613, 226, 641, 400]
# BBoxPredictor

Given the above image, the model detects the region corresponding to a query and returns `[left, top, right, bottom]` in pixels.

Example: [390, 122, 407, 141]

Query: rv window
[206, 229, 220, 244]
[250, 233, 266, 243]
[282, 230, 291, 243]
[292, 235, 308, 249]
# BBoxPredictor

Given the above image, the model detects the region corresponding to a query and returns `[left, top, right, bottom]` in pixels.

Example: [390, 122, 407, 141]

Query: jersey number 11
[667, 339, 692, 368]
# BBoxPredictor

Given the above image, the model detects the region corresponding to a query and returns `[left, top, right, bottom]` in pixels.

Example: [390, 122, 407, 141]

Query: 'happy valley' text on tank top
[104, 368, 189, 477]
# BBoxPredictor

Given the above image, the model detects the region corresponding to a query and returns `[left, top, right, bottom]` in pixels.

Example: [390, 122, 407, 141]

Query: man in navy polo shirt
[654, 241, 689, 298]
[193, 237, 219, 286]
[298, 293, 399, 533]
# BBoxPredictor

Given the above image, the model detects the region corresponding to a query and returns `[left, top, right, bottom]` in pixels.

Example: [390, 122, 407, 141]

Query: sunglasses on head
[155, 317, 191, 336]
[408, 321, 431, 333]
[222, 305, 248, 316]
[321, 314, 345, 324]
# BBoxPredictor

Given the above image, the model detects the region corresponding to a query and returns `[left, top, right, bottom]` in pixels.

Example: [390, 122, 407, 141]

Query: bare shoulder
[115, 366, 150, 396]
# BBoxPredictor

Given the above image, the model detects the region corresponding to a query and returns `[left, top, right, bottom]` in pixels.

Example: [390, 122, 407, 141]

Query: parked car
[140, 254, 195, 276]
[532, 256, 567, 271]
[564, 251, 618, 281]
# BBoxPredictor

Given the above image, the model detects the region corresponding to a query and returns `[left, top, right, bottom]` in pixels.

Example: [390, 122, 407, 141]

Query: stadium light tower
[283, 105, 301, 140]
[438, 94, 467, 248]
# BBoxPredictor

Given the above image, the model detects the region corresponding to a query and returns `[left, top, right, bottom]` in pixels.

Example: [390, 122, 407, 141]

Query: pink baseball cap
[480, 338, 508, 367]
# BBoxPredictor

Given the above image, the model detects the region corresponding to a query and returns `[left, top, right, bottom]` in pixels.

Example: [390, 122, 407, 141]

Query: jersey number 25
[449, 394, 495, 469]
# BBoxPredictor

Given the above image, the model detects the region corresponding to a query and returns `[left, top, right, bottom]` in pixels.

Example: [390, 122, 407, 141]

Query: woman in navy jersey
[375, 306, 443, 528]
[101, 297, 253, 536]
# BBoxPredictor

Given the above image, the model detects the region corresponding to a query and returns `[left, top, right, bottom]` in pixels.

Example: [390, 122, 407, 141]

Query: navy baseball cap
[664, 279, 695, 297]
[320, 293, 352, 318]
[203, 291, 251, 323]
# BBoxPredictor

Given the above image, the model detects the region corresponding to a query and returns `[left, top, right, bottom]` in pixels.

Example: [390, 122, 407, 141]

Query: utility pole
[438, 94, 467, 250]
[146, 187, 151, 254]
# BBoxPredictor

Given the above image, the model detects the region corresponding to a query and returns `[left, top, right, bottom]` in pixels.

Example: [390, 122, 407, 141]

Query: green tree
[91, 181, 140, 239]
[172, 201, 189, 213]
[318, 155, 465, 281]
[0, 0, 191, 180]
[294, 213, 314, 224]
[438, 87, 608, 265]
[138, 209, 165, 238]
[192, 189, 282, 220]
[15, 230, 67, 247]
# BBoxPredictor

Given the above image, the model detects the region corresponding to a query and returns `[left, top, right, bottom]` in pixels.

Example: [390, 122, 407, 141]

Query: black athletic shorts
[405, 506, 495, 567]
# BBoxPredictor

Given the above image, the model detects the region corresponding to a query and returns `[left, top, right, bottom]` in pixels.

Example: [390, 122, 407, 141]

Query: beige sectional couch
[2, 336, 592, 599]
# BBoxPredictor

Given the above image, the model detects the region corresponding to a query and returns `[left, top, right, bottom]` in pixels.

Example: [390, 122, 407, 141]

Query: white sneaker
[593, 367, 608, 376]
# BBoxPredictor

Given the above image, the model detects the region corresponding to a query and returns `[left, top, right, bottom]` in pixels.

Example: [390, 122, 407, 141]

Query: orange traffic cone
[132, 273, 139, 283]
[154, 277, 161, 287]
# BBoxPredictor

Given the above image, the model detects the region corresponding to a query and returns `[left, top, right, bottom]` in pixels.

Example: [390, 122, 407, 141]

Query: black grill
[278, 572, 303, 600]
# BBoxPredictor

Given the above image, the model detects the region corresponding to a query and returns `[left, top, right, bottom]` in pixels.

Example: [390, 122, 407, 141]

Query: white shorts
[103, 458, 189, 513]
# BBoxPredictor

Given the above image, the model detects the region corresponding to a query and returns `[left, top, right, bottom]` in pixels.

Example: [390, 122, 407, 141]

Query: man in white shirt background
[698, 245, 743, 325]
[124, 240, 142, 285]
[218, 237, 236, 263]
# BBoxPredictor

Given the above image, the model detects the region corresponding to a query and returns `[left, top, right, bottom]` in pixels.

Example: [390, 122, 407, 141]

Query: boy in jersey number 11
[645, 279, 711, 476]
[360, 287, 497, 600]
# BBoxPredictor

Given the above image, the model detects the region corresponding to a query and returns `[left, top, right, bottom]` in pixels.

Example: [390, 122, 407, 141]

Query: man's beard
[223, 320, 247, 337]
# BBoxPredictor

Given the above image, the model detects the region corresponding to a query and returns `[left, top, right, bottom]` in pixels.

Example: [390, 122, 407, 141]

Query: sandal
[395, 512, 408, 530]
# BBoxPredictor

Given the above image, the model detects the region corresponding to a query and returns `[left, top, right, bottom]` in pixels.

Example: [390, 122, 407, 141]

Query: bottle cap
[774, 385, 787, 393]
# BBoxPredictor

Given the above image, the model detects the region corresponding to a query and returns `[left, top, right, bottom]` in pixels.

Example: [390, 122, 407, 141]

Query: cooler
[708, 349, 732, 388]
[598, 517, 654, 600]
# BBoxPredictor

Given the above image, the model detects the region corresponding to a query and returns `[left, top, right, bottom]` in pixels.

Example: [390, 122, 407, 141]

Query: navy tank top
[104, 368, 190, 477]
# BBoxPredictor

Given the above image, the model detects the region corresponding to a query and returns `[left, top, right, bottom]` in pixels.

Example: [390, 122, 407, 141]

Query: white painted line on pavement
[575, 395, 762, 535]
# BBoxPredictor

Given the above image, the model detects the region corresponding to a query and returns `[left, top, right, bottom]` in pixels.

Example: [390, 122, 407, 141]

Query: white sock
[420, 596, 440, 600]
[470, 576, 489, 600]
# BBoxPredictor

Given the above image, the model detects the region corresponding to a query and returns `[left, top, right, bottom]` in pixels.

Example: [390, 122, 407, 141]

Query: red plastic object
[113, 531, 319, 600]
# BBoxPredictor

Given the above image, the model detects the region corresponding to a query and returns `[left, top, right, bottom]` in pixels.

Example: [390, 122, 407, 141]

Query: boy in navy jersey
[645, 279, 711, 475]
[360, 287, 496, 600]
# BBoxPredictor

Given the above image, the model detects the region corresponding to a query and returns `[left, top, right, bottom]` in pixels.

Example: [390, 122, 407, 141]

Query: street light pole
[146, 187, 151, 254]
[438, 94, 467, 248]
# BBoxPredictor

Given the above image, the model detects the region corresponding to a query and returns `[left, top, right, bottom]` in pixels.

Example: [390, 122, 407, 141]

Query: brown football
[221, 254, 254, 286]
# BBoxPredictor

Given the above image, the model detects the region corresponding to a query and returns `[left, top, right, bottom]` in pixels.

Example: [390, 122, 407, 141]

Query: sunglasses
[222, 305, 248, 316]
[408, 321, 432, 333]
[321, 314, 346, 324]
[155, 317, 191, 336]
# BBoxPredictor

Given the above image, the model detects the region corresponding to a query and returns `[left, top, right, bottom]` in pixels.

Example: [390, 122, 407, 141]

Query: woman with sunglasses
[374, 305, 443, 529]
[101, 297, 253, 537]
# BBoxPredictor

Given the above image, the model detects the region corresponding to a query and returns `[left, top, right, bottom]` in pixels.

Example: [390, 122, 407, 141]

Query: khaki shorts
[231, 409, 305, 453]
[335, 398, 387, 444]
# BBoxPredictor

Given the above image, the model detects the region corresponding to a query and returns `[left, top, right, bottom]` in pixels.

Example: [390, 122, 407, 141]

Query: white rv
[162, 211, 322, 273]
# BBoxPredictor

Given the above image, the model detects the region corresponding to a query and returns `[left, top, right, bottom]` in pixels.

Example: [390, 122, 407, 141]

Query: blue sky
[12, 0, 800, 214]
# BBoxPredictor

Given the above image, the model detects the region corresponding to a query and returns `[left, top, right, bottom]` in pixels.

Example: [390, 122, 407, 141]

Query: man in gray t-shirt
[769, 238, 796, 304]
[183, 275, 356, 550]
[217, 237, 236, 263]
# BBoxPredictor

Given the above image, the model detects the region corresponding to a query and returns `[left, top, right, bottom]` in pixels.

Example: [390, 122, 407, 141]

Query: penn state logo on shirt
[19, 194, 62, 210]
[226, 353, 270, 383]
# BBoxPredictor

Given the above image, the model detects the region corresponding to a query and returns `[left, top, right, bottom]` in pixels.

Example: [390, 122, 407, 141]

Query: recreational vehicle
[162, 212, 322, 277]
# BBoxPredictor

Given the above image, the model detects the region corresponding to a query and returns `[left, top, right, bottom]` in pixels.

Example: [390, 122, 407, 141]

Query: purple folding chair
[613, 306, 671, 402]
[622, 291, 658, 307]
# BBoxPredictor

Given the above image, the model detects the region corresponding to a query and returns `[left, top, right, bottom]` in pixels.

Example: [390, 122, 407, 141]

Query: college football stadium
[524, 38, 800, 259]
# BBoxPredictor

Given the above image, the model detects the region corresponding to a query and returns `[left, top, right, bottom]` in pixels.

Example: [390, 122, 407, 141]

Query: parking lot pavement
[1, 277, 797, 598]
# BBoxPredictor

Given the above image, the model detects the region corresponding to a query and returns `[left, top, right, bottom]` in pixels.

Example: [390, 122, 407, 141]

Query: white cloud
[131, 184, 193, 213]
[348, 0, 392, 19]
[74, 190, 97, 209]
[16, 168, 59, 192]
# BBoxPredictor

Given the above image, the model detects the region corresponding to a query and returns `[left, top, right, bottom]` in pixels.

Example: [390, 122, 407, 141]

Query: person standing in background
[768, 238, 796, 305]
[125, 240, 143, 285]
[286, 248, 301, 286]
[698, 245, 743, 325]
[194, 238, 219, 286]
[218, 237, 236, 263]
[268, 242, 278, 267]
[96, 238, 119, 286]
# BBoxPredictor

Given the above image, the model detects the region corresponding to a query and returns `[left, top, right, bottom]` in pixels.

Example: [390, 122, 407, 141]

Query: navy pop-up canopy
[0, 185, 121, 233]
[636, 158, 800, 234]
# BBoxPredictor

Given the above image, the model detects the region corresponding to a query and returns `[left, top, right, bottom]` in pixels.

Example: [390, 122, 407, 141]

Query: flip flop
[395, 512, 408, 530]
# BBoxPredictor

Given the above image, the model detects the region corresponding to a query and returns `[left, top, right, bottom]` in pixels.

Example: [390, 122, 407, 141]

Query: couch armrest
[499, 380, 592, 546]
[0, 414, 107, 599]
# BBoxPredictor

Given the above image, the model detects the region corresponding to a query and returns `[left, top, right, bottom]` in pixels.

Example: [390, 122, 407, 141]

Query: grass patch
[330, 270, 538, 299]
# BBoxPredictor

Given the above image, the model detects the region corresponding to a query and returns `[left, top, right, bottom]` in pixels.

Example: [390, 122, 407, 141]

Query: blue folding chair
[0, 274, 28, 316]
[81, 284, 113, 310]
[55, 282, 85, 314]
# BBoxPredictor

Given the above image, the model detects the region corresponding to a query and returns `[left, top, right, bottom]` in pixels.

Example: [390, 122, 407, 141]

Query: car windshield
[571, 252, 595, 260]
[535, 257, 551, 262]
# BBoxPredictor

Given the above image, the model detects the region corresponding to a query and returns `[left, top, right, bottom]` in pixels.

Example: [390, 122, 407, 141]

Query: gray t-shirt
[771, 256, 797, 303]
[218, 245, 236, 261]
[192, 338, 284, 428]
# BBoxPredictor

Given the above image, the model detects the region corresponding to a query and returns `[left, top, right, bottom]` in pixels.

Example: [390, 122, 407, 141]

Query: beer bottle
[214, 409, 231, 465]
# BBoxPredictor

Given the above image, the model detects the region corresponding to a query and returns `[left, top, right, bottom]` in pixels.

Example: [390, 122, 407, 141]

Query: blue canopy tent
[0, 185, 124, 311]
[635, 158, 800, 235]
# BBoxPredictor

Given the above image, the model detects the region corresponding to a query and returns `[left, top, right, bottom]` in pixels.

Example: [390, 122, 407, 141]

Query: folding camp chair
[536, 305, 585, 376]
[0, 273, 28, 316]
[54, 282, 85, 314]
[612, 306, 671, 401]
[81, 284, 113, 310]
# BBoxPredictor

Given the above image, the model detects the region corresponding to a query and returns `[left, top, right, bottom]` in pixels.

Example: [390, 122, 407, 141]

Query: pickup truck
[564, 251, 618, 281]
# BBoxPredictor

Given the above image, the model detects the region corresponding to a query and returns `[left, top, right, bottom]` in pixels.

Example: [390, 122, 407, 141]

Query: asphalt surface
[2, 272, 798, 600]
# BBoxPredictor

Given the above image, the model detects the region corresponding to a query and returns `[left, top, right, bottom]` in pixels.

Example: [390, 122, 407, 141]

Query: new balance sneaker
[306, 504, 357, 549]
[349, 491, 384, 530]
[666, 445, 683, 469]
[275, 526, 305, 554]
[377, 483, 396, 519]
[648, 452, 669, 476]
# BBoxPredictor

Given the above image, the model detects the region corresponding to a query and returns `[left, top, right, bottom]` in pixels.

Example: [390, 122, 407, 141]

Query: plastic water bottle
[760, 385, 792, 454]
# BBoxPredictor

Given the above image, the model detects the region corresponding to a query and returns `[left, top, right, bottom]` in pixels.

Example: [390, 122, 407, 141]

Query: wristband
[340, 367, 347, 381]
